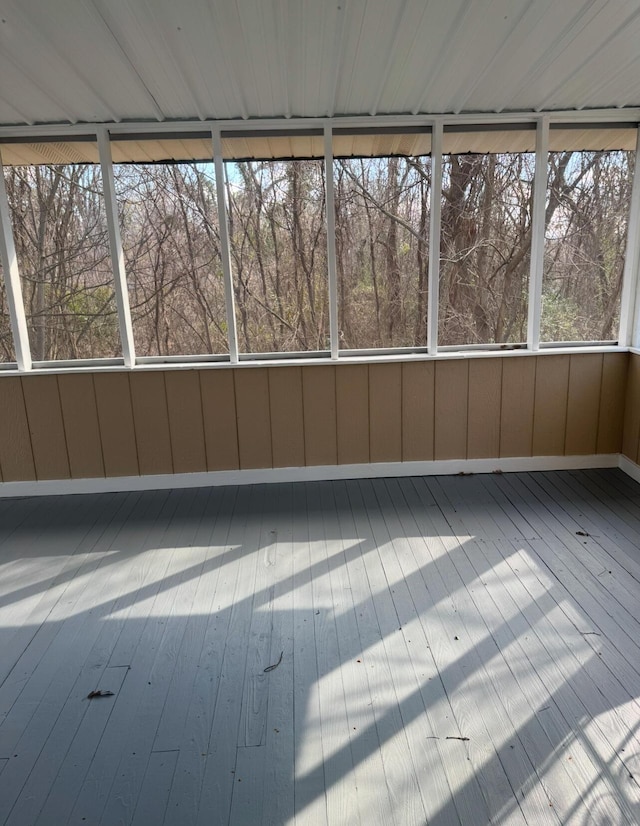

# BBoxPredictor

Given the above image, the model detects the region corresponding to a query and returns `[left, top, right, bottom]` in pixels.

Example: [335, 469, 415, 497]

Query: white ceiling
[1, 0, 640, 128]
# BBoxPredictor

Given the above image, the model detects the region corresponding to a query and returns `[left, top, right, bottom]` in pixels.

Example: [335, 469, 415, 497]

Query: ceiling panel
[465, 0, 611, 112]
[375, 2, 463, 116]
[511, 0, 640, 111]
[0, 0, 639, 128]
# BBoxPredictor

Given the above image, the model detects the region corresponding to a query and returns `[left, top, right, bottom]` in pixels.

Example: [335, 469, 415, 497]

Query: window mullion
[428, 120, 443, 354]
[0, 150, 32, 371]
[324, 124, 339, 359]
[527, 116, 549, 351]
[619, 127, 640, 347]
[97, 127, 136, 368]
[212, 128, 239, 364]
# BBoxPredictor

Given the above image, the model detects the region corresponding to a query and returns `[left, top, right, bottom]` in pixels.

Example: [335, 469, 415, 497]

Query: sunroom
[0, 1, 640, 824]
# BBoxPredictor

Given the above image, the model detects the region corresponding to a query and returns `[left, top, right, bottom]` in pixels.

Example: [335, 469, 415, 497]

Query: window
[222, 131, 329, 354]
[2, 140, 120, 361]
[333, 128, 431, 349]
[112, 136, 228, 358]
[439, 126, 535, 346]
[541, 125, 636, 342]
[0, 118, 638, 369]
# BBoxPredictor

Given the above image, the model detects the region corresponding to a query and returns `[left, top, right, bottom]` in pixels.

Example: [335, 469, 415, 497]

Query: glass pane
[112, 140, 228, 357]
[4, 143, 121, 361]
[0, 261, 15, 362]
[223, 134, 329, 353]
[333, 130, 431, 349]
[439, 129, 535, 346]
[542, 146, 635, 342]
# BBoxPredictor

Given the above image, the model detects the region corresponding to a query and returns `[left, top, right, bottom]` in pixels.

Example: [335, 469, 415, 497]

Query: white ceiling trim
[0, 109, 638, 142]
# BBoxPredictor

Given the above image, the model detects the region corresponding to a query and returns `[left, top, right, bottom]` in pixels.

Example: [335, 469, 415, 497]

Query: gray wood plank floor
[0, 470, 639, 825]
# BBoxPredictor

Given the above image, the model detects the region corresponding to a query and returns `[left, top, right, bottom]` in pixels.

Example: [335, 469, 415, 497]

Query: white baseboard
[0, 453, 621, 498]
[618, 454, 640, 483]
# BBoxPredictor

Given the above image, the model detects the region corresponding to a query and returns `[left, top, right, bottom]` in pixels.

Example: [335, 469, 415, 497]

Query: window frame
[0, 110, 638, 373]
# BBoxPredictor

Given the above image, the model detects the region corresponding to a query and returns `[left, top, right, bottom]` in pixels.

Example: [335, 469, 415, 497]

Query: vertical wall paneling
[21, 375, 70, 480]
[0, 377, 35, 481]
[623, 353, 640, 460]
[597, 353, 627, 455]
[434, 360, 469, 460]
[532, 355, 570, 456]
[94, 372, 139, 477]
[302, 365, 337, 466]
[565, 354, 603, 455]
[58, 374, 105, 478]
[200, 370, 240, 471]
[402, 362, 434, 461]
[335, 364, 369, 465]
[0, 352, 635, 488]
[500, 357, 536, 457]
[369, 363, 402, 463]
[165, 370, 207, 474]
[234, 368, 273, 469]
[635, 358, 640, 465]
[467, 358, 502, 459]
[268, 367, 305, 468]
[129, 371, 173, 475]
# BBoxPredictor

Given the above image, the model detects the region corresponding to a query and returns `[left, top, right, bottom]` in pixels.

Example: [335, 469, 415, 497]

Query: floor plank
[0, 471, 639, 825]
[425, 475, 636, 823]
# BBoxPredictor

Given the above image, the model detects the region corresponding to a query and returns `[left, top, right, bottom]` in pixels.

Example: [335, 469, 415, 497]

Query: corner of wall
[622, 351, 640, 462]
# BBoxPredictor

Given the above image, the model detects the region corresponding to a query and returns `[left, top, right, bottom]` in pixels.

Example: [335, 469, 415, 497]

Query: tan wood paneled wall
[0, 352, 628, 483]
[622, 352, 640, 463]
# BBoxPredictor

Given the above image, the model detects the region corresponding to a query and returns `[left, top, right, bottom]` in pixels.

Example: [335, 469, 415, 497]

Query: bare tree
[1, 145, 633, 362]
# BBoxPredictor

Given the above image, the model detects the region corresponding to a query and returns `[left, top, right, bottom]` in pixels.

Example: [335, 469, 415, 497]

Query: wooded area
[0, 140, 634, 362]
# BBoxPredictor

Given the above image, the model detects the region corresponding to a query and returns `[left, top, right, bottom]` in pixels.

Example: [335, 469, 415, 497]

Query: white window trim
[0, 109, 638, 372]
[324, 124, 339, 360]
[96, 127, 136, 368]
[427, 120, 443, 354]
[621, 129, 640, 347]
[0, 149, 31, 370]
[0, 343, 627, 379]
[211, 128, 239, 363]
[527, 117, 549, 351]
